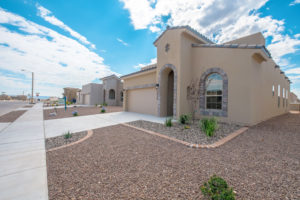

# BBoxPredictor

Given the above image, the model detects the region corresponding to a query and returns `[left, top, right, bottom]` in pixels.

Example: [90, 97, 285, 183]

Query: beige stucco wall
[290, 103, 300, 111]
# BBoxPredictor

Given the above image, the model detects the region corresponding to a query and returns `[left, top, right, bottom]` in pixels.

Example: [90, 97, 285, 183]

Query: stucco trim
[125, 83, 156, 90]
[158, 64, 177, 118]
[199, 68, 228, 117]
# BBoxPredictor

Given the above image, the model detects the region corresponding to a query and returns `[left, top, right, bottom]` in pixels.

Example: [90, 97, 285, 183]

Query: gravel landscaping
[128, 120, 242, 144]
[23, 104, 33, 108]
[44, 106, 123, 120]
[0, 110, 27, 122]
[47, 113, 300, 199]
[46, 131, 87, 150]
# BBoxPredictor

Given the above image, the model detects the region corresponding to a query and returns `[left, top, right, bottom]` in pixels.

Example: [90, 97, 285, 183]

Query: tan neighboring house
[121, 26, 291, 126]
[289, 92, 300, 111]
[63, 87, 80, 102]
[77, 75, 123, 106]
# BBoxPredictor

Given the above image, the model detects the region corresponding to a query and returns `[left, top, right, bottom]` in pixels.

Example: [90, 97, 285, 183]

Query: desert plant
[184, 125, 190, 129]
[101, 108, 106, 113]
[200, 175, 235, 200]
[200, 117, 218, 137]
[179, 114, 191, 124]
[102, 102, 108, 106]
[64, 131, 72, 139]
[95, 104, 98, 107]
[165, 118, 172, 127]
[72, 111, 78, 116]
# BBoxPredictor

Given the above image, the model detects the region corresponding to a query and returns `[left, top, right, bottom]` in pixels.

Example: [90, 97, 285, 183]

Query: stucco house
[121, 26, 291, 126]
[77, 75, 123, 106]
[63, 87, 80, 102]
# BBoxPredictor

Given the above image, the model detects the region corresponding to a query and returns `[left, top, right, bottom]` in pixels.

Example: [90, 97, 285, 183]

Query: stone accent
[125, 83, 156, 90]
[122, 123, 248, 149]
[199, 67, 228, 117]
[157, 64, 177, 118]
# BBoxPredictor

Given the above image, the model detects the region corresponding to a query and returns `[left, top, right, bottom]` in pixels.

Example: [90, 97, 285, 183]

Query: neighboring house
[63, 87, 80, 102]
[77, 83, 102, 105]
[290, 92, 300, 111]
[290, 92, 300, 103]
[77, 75, 123, 106]
[121, 26, 291, 126]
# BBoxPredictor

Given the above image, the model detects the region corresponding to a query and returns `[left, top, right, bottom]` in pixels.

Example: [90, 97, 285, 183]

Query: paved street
[0, 101, 28, 116]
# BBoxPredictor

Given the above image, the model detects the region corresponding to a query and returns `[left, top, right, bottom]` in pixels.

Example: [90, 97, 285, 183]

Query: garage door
[84, 94, 90, 105]
[127, 88, 157, 115]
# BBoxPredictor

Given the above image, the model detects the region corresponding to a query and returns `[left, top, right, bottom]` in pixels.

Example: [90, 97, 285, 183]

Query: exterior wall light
[155, 83, 159, 89]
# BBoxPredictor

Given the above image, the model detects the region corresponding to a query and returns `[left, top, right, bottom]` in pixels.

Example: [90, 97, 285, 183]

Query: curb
[47, 129, 93, 152]
[122, 123, 248, 149]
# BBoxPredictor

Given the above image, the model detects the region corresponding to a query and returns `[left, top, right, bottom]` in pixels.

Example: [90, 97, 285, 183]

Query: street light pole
[21, 69, 34, 104]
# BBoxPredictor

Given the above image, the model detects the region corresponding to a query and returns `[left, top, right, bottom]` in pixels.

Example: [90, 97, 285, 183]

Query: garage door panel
[128, 88, 156, 115]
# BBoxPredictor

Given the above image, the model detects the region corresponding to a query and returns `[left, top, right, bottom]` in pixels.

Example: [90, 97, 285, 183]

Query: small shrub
[200, 175, 235, 200]
[101, 108, 106, 113]
[165, 118, 172, 127]
[179, 114, 191, 124]
[184, 125, 190, 129]
[200, 117, 218, 137]
[72, 111, 78, 116]
[95, 104, 98, 107]
[102, 102, 107, 106]
[64, 131, 72, 139]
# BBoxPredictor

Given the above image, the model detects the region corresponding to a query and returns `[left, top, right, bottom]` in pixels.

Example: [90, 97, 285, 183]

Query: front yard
[46, 113, 300, 199]
[44, 106, 123, 120]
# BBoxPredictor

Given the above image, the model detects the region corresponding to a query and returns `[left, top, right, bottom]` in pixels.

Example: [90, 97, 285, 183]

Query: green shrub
[165, 118, 172, 127]
[102, 102, 107, 106]
[95, 104, 98, 107]
[200, 175, 235, 200]
[64, 131, 72, 139]
[200, 117, 218, 137]
[179, 114, 191, 124]
[72, 111, 78, 116]
[101, 108, 106, 113]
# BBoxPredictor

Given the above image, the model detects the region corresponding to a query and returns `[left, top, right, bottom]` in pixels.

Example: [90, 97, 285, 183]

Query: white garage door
[84, 94, 90, 105]
[128, 88, 157, 115]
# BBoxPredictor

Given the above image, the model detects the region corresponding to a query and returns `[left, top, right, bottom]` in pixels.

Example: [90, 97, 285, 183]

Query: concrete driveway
[44, 112, 166, 138]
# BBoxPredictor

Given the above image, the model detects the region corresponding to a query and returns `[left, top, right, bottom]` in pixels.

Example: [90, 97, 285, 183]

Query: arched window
[109, 89, 115, 100]
[205, 73, 223, 110]
[120, 92, 123, 102]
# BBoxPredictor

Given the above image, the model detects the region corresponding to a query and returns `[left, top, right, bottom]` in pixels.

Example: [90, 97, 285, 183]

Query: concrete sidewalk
[0, 103, 48, 200]
[45, 112, 166, 138]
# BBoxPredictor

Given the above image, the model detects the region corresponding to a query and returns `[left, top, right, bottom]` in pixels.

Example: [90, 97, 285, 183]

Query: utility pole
[21, 69, 34, 104]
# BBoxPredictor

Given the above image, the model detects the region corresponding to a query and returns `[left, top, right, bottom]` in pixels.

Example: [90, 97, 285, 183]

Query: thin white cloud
[133, 57, 156, 69]
[117, 38, 128, 46]
[36, 4, 96, 49]
[0, 7, 116, 96]
[289, 0, 300, 6]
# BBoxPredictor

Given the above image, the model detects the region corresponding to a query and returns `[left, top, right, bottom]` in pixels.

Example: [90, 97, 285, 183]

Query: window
[120, 92, 123, 102]
[283, 88, 285, 107]
[205, 73, 223, 110]
[278, 85, 280, 108]
[109, 89, 115, 100]
[272, 85, 274, 96]
[286, 90, 288, 107]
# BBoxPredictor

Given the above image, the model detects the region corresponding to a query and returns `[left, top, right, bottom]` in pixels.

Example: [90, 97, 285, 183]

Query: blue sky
[0, 0, 299, 97]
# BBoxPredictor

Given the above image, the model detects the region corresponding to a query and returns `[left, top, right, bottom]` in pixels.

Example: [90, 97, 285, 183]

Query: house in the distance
[121, 26, 291, 126]
[63, 87, 80, 103]
[77, 75, 123, 106]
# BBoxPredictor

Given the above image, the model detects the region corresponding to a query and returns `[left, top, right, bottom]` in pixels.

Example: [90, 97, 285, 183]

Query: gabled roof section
[154, 25, 214, 46]
[121, 65, 157, 79]
[100, 74, 120, 81]
[191, 43, 272, 58]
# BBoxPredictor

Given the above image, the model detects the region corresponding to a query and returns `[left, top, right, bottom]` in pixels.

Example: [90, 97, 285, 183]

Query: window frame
[205, 73, 223, 110]
[109, 89, 115, 100]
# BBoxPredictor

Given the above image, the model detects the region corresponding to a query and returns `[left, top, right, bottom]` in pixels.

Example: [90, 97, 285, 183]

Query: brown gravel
[0, 110, 27, 122]
[128, 120, 242, 144]
[46, 131, 87, 150]
[44, 106, 123, 120]
[47, 113, 300, 200]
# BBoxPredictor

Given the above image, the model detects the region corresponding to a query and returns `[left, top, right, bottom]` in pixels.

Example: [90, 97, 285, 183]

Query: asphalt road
[0, 101, 28, 116]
